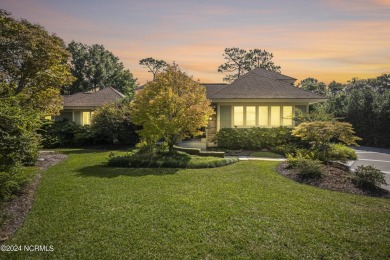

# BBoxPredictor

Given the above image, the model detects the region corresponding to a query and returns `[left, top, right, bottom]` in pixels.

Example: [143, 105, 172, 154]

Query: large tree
[0, 10, 73, 183]
[297, 78, 327, 96]
[139, 57, 168, 80]
[65, 41, 137, 97]
[131, 65, 214, 153]
[218, 47, 281, 82]
[0, 9, 74, 116]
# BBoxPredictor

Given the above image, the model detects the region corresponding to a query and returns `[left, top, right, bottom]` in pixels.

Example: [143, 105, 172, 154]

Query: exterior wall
[54, 109, 94, 126]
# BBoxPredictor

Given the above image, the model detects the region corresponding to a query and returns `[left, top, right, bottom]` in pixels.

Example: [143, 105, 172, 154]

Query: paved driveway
[352, 146, 390, 190]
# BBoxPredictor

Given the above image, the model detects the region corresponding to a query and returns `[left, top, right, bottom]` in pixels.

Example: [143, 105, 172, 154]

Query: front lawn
[3, 149, 390, 259]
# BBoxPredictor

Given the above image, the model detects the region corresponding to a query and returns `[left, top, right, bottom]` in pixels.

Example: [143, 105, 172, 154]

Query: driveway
[352, 146, 390, 191]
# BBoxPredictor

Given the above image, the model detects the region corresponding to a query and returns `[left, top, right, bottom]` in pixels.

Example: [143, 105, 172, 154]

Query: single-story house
[54, 87, 124, 125]
[203, 68, 327, 147]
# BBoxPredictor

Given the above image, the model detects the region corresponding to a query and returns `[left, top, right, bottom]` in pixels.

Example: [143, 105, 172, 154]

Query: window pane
[258, 106, 268, 126]
[82, 112, 91, 125]
[233, 106, 244, 126]
[270, 106, 281, 126]
[283, 106, 293, 126]
[246, 106, 256, 126]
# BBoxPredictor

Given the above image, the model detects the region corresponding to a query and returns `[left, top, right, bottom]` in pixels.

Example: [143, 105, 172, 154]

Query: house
[54, 87, 124, 125]
[202, 68, 327, 147]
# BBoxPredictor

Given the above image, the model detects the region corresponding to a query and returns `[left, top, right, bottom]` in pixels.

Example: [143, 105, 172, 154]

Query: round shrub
[352, 165, 387, 189]
[296, 159, 324, 179]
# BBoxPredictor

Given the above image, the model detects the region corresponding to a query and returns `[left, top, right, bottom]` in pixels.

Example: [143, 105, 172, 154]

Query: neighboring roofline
[107, 86, 125, 97]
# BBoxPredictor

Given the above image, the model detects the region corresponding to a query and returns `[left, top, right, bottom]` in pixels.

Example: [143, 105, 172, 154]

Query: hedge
[214, 127, 298, 150]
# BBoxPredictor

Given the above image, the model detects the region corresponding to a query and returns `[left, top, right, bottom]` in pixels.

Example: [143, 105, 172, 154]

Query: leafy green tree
[218, 47, 281, 82]
[91, 102, 138, 145]
[294, 105, 337, 123]
[292, 121, 361, 161]
[0, 9, 74, 116]
[327, 81, 344, 95]
[65, 41, 137, 98]
[131, 65, 214, 153]
[139, 57, 168, 80]
[297, 78, 327, 96]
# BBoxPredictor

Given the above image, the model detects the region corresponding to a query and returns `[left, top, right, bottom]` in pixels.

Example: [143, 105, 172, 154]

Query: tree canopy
[65, 41, 137, 98]
[297, 78, 327, 96]
[131, 65, 214, 152]
[139, 57, 168, 80]
[0, 9, 74, 116]
[218, 47, 281, 82]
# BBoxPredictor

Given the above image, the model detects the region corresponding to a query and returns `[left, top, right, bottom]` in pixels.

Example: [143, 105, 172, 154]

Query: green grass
[3, 149, 390, 259]
[250, 151, 285, 158]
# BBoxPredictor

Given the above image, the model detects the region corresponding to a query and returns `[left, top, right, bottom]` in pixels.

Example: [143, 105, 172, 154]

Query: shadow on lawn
[76, 165, 179, 178]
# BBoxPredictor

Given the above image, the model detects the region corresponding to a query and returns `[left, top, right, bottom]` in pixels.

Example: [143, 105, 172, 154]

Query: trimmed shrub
[328, 144, 357, 162]
[295, 159, 324, 179]
[271, 143, 300, 156]
[91, 102, 138, 145]
[108, 151, 237, 168]
[0, 167, 37, 201]
[39, 120, 95, 148]
[352, 165, 387, 189]
[214, 127, 297, 150]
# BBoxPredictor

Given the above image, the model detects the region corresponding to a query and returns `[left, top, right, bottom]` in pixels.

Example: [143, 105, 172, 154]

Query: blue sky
[1, 0, 389, 84]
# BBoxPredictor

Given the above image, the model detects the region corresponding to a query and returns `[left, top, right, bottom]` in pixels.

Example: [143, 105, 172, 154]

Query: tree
[297, 78, 327, 95]
[0, 9, 74, 116]
[131, 65, 214, 153]
[218, 47, 281, 82]
[292, 121, 361, 161]
[65, 41, 138, 98]
[327, 81, 344, 95]
[91, 102, 138, 145]
[139, 57, 168, 80]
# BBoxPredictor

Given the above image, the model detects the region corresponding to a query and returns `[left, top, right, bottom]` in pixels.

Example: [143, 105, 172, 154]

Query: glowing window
[246, 106, 256, 126]
[233, 106, 244, 126]
[258, 106, 269, 126]
[270, 106, 281, 126]
[82, 112, 91, 125]
[283, 106, 293, 126]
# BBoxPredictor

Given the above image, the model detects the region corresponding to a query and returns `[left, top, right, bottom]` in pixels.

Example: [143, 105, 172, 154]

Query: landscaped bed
[2, 149, 390, 259]
[277, 162, 390, 198]
[108, 150, 238, 168]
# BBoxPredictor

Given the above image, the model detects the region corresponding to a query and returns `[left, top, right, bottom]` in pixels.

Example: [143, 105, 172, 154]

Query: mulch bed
[276, 162, 390, 198]
[0, 152, 67, 243]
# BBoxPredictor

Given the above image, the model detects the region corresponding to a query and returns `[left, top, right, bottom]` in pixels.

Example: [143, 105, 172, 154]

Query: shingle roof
[207, 68, 326, 99]
[250, 67, 296, 81]
[63, 87, 124, 107]
[202, 83, 228, 99]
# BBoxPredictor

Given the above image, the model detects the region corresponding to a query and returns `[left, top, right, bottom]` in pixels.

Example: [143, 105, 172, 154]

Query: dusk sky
[2, 0, 389, 85]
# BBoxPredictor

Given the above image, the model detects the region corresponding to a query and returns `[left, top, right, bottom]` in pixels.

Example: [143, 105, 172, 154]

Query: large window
[270, 106, 281, 126]
[233, 106, 244, 126]
[246, 106, 256, 126]
[282, 106, 293, 126]
[230, 105, 294, 128]
[258, 106, 268, 126]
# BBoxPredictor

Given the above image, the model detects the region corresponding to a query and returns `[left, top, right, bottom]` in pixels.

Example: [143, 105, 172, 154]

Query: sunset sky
[2, 0, 389, 85]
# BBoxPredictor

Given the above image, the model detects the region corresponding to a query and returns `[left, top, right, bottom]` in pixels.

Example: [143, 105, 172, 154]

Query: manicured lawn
[250, 151, 285, 158]
[3, 149, 390, 259]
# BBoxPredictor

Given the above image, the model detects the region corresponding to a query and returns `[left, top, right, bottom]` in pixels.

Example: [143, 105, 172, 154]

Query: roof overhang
[210, 98, 328, 104]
